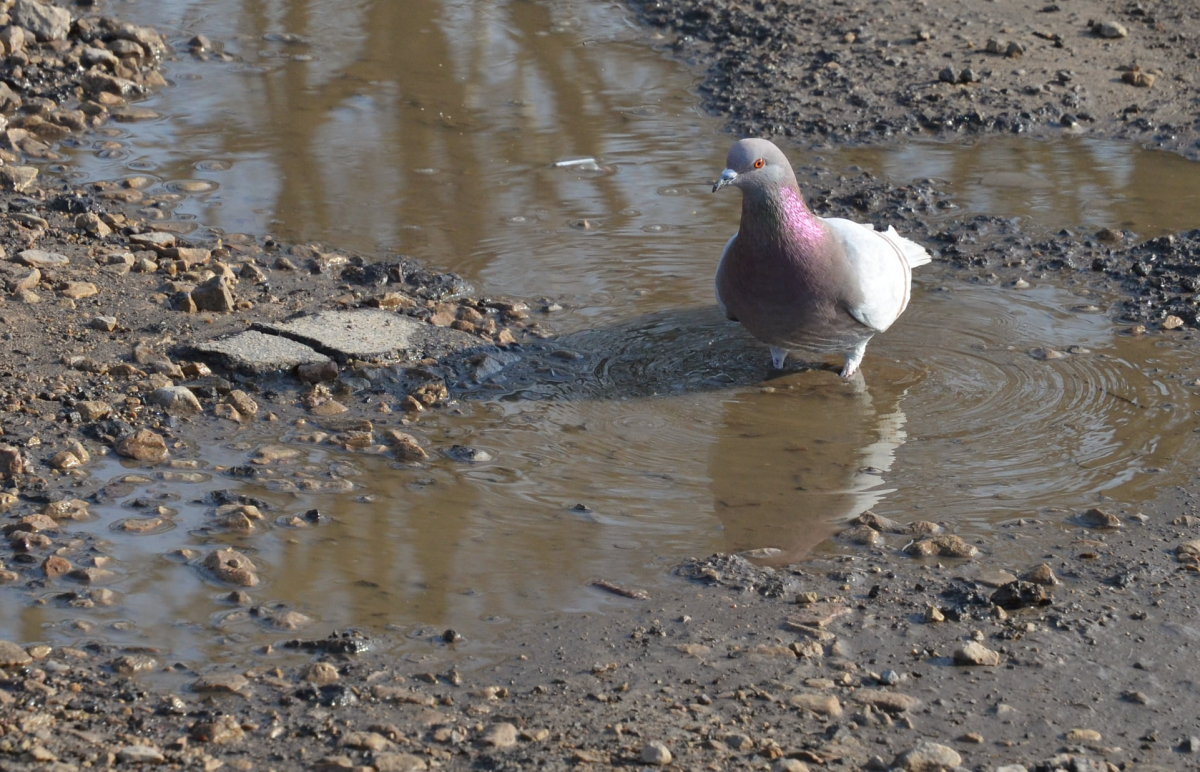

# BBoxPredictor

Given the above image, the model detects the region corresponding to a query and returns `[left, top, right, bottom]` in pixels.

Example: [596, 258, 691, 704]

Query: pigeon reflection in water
[709, 370, 909, 567]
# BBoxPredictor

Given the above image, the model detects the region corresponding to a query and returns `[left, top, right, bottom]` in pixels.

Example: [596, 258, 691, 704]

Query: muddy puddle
[6, 0, 1200, 664]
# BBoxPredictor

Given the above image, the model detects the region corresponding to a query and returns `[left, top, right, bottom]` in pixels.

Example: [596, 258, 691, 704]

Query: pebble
[303, 662, 339, 685]
[150, 385, 203, 416]
[787, 692, 842, 716]
[60, 281, 98, 299]
[190, 714, 245, 744]
[342, 731, 393, 751]
[117, 745, 166, 763]
[374, 753, 428, 772]
[855, 689, 920, 713]
[1064, 728, 1102, 742]
[953, 641, 1002, 666]
[1096, 20, 1128, 38]
[893, 741, 961, 771]
[16, 248, 69, 268]
[191, 275, 235, 313]
[1020, 563, 1060, 585]
[1074, 507, 1121, 528]
[116, 429, 169, 462]
[775, 760, 810, 772]
[640, 741, 673, 765]
[0, 640, 32, 667]
[478, 722, 518, 748]
[192, 672, 249, 694]
[202, 548, 259, 586]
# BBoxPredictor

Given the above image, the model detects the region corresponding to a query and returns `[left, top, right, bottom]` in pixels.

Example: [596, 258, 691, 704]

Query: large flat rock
[191, 331, 330, 374]
[255, 310, 475, 363]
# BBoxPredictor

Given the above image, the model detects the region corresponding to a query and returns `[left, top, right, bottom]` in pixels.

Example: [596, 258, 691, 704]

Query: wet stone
[0, 445, 25, 478]
[116, 429, 169, 463]
[201, 548, 259, 586]
[192, 672, 249, 694]
[116, 745, 165, 764]
[303, 662, 339, 685]
[11, 0, 72, 42]
[0, 640, 32, 667]
[1021, 563, 1061, 585]
[1074, 508, 1122, 528]
[190, 714, 244, 744]
[111, 654, 158, 675]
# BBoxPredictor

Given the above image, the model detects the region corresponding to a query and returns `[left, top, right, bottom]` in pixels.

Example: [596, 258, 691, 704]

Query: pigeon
[712, 138, 931, 378]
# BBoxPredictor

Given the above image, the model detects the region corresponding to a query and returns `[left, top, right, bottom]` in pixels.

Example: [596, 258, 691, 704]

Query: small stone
[787, 691, 841, 716]
[12, 0, 72, 41]
[1096, 20, 1128, 38]
[16, 249, 69, 268]
[640, 741, 673, 766]
[60, 281, 98, 299]
[1075, 507, 1121, 528]
[303, 662, 339, 685]
[924, 605, 945, 623]
[373, 753, 428, 772]
[775, 760, 810, 772]
[226, 390, 258, 417]
[44, 499, 90, 520]
[191, 275, 235, 313]
[190, 714, 245, 744]
[117, 745, 165, 764]
[77, 400, 113, 420]
[150, 386, 203, 416]
[893, 741, 962, 772]
[479, 722, 518, 748]
[1020, 563, 1060, 585]
[91, 315, 118, 332]
[0, 640, 33, 667]
[938, 66, 957, 83]
[111, 654, 158, 675]
[342, 731, 393, 752]
[839, 524, 881, 546]
[1064, 728, 1102, 742]
[953, 641, 1001, 666]
[1122, 70, 1156, 87]
[69, 566, 116, 584]
[0, 165, 38, 191]
[1006, 41, 1025, 56]
[855, 689, 921, 713]
[0, 445, 26, 478]
[42, 555, 71, 578]
[192, 672, 249, 693]
[991, 580, 1050, 609]
[1162, 315, 1185, 330]
[384, 430, 428, 462]
[297, 360, 340, 383]
[129, 231, 176, 251]
[76, 212, 112, 237]
[116, 429, 169, 462]
[202, 548, 259, 586]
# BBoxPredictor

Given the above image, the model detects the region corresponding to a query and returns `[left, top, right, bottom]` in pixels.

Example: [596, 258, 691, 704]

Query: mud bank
[3, 0, 1200, 770]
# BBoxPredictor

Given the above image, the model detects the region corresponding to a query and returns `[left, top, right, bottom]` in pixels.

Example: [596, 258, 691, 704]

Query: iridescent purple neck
[779, 187, 823, 246]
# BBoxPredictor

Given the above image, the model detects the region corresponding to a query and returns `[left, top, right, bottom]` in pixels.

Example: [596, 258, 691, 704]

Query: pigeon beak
[712, 168, 738, 193]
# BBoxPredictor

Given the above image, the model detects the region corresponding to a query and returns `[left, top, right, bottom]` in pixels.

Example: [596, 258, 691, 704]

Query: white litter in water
[553, 157, 597, 168]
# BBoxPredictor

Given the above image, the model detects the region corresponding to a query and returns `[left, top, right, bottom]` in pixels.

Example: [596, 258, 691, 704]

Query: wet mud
[3, 0, 1200, 769]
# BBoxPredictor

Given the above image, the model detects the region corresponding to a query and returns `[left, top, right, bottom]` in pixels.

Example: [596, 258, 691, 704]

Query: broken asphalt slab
[187, 309, 481, 374]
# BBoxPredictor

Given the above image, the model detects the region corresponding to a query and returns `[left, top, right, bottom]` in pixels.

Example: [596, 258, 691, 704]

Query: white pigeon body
[712, 138, 931, 378]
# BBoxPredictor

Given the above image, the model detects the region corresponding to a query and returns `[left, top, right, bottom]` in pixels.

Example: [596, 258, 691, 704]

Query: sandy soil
[4, 0, 1200, 770]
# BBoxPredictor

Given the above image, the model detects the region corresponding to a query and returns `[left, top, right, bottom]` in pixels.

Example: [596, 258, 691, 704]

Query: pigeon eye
[753, 158, 765, 169]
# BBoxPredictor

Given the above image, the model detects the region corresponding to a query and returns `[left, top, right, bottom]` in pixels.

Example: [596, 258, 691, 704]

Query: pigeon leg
[839, 339, 870, 379]
[769, 346, 788, 369]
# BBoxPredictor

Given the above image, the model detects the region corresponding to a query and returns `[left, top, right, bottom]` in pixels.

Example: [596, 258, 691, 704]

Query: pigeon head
[712, 138, 797, 195]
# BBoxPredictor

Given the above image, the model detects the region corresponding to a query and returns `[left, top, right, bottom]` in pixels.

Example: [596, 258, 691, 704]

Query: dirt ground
[4, 0, 1200, 770]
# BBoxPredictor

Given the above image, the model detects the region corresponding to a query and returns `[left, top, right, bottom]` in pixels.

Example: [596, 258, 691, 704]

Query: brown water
[6, 0, 1200, 663]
